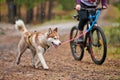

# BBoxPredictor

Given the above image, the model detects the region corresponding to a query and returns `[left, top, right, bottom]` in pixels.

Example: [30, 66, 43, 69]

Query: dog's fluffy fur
[15, 20, 61, 69]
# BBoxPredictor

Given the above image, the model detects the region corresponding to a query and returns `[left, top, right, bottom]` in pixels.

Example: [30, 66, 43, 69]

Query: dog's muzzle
[52, 41, 61, 48]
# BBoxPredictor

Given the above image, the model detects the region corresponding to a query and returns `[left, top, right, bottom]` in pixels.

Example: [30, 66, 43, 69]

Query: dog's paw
[43, 66, 49, 70]
[34, 65, 39, 69]
[16, 61, 20, 65]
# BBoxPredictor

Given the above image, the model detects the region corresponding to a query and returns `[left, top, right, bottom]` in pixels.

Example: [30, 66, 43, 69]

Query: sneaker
[76, 36, 84, 44]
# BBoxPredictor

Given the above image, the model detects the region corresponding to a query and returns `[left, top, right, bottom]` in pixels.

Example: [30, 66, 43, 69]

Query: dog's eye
[54, 38, 56, 39]
[54, 37, 57, 40]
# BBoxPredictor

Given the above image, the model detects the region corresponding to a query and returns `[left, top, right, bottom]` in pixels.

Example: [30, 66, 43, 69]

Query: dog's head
[47, 28, 61, 48]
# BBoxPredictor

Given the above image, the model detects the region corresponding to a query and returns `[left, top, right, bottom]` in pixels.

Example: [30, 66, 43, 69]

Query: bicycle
[70, 8, 107, 65]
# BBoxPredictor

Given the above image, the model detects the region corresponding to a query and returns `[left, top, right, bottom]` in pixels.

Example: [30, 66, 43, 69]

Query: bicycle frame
[84, 9, 101, 48]
[70, 8, 107, 65]
[87, 9, 101, 31]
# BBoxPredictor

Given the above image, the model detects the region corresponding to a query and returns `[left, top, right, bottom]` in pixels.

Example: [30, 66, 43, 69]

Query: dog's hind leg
[30, 48, 36, 67]
[16, 37, 28, 65]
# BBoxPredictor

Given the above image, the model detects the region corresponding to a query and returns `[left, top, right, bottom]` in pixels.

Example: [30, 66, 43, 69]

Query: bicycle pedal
[86, 46, 90, 51]
[86, 47, 88, 50]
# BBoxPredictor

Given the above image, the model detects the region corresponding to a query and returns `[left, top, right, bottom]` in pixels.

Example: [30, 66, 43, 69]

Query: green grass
[113, 1, 120, 11]
[114, 2, 120, 22]
[53, 10, 76, 20]
[103, 26, 120, 59]
[103, 26, 120, 47]
[107, 46, 120, 59]
[105, 5, 120, 22]
[0, 31, 5, 35]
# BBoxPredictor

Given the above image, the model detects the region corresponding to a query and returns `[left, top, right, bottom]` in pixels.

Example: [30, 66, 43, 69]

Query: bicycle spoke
[70, 26, 84, 61]
[89, 26, 107, 65]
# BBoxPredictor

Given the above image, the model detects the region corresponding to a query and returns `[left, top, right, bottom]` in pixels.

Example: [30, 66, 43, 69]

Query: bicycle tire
[89, 26, 107, 65]
[70, 26, 84, 60]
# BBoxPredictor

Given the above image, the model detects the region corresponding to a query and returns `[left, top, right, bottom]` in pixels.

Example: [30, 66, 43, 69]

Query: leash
[60, 30, 89, 46]
[60, 10, 101, 46]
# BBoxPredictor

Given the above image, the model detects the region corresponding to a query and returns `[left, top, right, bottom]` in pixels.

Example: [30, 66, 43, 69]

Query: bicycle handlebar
[73, 7, 104, 20]
[74, 7, 104, 11]
[81, 7, 103, 11]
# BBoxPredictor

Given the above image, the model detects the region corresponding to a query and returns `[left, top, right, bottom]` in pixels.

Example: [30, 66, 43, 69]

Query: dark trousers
[78, 3, 96, 31]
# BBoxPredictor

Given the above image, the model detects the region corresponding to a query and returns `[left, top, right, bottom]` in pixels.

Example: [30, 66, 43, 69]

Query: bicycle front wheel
[70, 26, 84, 61]
[89, 26, 107, 65]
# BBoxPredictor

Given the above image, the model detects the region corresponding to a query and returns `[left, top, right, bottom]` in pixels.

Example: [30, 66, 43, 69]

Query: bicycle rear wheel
[70, 26, 84, 60]
[89, 26, 107, 65]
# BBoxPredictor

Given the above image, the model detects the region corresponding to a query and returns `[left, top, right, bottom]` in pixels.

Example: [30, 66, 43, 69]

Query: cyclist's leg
[77, 19, 87, 43]
[77, 3, 88, 43]
[77, 15, 87, 43]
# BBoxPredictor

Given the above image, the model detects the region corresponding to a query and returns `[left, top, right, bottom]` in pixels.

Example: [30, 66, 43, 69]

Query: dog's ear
[48, 28, 52, 34]
[53, 27, 58, 32]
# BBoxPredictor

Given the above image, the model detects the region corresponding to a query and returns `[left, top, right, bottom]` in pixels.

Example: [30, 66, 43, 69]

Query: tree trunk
[17, 5, 21, 19]
[7, 0, 17, 23]
[26, 8, 33, 23]
[39, 3, 45, 23]
[0, 8, 1, 21]
[48, 0, 53, 20]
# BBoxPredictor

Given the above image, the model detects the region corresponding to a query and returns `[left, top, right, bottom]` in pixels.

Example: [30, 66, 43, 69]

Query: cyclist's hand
[76, 4, 81, 10]
[102, 5, 107, 9]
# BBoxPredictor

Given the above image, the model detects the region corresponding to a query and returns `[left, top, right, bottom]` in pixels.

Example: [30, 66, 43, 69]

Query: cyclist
[75, 0, 107, 43]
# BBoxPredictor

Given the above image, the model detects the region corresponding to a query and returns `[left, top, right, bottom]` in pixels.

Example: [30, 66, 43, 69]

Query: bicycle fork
[84, 30, 93, 54]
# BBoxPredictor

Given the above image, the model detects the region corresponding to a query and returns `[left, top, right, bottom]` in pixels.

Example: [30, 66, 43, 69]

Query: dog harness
[34, 31, 50, 51]
[24, 31, 50, 51]
[24, 32, 33, 47]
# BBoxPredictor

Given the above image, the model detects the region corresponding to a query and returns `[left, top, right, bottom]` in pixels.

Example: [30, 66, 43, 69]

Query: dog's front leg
[34, 59, 40, 68]
[36, 46, 49, 70]
[37, 52, 49, 69]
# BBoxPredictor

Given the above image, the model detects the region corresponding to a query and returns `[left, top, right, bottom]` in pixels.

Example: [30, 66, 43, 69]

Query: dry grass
[105, 5, 120, 22]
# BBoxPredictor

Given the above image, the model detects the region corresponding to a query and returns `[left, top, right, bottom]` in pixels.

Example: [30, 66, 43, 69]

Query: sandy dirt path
[0, 20, 120, 80]
[0, 8, 120, 80]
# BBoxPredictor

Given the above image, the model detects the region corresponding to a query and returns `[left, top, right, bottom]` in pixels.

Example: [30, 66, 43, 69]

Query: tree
[48, 0, 53, 20]
[7, 0, 17, 23]
[0, 0, 6, 21]
[14, 0, 47, 23]
[15, 0, 41, 23]
[23, 0, 35, 23]
[36, 0, 45, 23]
[58, 0, 75, 11]
[14, 0, 24, 19]
[24, 0, 45, 23]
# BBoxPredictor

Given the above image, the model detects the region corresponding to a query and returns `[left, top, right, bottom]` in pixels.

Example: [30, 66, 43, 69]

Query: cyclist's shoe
[76, 36, 84, 44]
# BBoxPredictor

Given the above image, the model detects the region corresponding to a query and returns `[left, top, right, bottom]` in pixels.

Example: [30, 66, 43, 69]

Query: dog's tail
[15, 19, 28, 33]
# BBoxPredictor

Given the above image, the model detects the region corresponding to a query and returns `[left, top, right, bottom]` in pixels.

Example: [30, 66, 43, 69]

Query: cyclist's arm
[76, 0, 81, 10]
[101, 0, 107, 9]
[76, 0, 81, 4]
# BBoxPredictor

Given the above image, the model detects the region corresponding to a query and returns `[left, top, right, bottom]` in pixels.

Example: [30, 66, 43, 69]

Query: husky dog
[15, 20, 61, 69]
